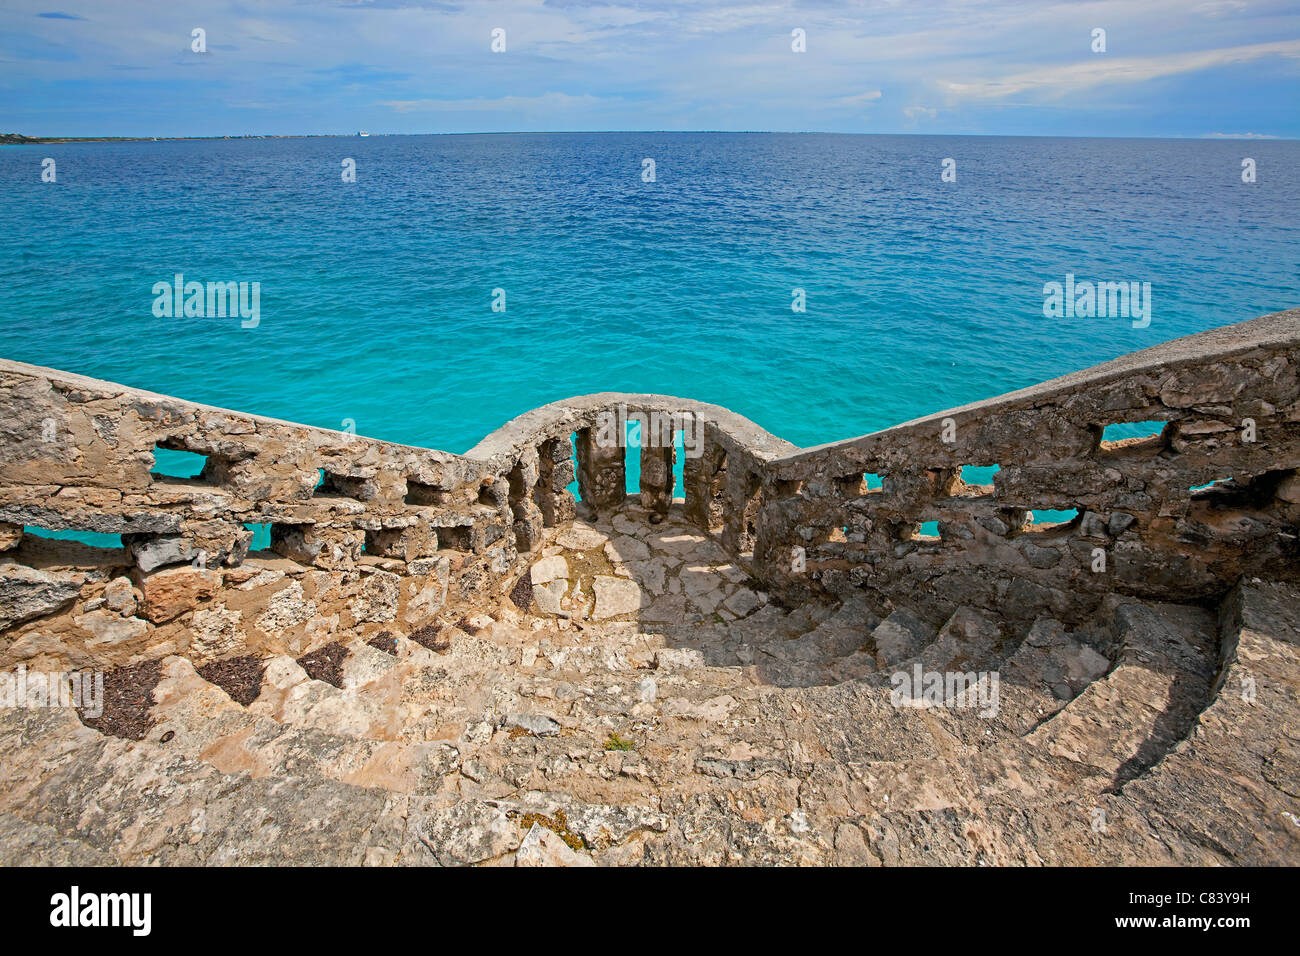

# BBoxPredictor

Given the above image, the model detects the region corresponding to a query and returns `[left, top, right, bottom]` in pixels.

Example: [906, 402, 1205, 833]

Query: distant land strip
[0, 132, 339, 145]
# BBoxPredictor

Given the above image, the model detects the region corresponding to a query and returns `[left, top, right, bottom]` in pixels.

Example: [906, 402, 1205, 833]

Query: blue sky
[2, 0, 1297, 138]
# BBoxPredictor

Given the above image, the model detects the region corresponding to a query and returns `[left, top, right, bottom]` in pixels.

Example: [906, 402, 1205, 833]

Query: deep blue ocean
[2, 133, 1298, 457]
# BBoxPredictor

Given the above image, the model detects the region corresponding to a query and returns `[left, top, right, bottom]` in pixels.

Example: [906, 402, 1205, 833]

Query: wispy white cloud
[943, 39, 1300, 100]
[836, 90, 882, 105]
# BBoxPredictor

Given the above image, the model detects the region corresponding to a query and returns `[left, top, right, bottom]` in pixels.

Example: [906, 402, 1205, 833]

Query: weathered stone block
[139, 566, 222, 624]
[75, 609, 150, 650]
[575, 428, 624, 514]
[640, 443, 674, 516]
[365, 521, 437, 562]
[351, 569, 400, 624]
[0, 564, 82, 629]
[189, 603, 247, 663]
[124, 534, 192, 572]
[270, 524, 323, 565]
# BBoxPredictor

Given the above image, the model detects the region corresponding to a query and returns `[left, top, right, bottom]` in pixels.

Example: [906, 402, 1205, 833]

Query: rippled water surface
[2, 133, 1297, 452]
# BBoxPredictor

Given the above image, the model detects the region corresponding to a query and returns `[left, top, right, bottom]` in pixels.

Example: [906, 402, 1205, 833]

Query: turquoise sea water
[2, 133, 1297, 461]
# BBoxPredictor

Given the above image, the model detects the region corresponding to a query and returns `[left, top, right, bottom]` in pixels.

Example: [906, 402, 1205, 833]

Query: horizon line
[4, 130, 1296, 144]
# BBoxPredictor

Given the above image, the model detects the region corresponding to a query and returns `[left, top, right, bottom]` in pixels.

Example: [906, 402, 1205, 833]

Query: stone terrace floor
[2, 501, 1297, 866]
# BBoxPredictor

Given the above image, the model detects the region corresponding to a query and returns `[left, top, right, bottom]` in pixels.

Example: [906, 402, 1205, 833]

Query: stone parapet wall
[465, 392, 798, 551]
[2, 308, 1297, 669]
[0, 361, 518, 669]
[0, 361, 503, 568]
[758, 309, 1300, 622]
[0, 372, 792, 669]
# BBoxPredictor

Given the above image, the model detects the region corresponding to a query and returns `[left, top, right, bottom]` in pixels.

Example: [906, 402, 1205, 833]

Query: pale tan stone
[140, 567, 221, 624]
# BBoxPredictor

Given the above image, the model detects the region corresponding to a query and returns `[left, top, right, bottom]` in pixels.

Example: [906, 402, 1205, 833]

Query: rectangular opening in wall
[620, 411, 677, 498]
[507, 459, 528, 507]
[1027, 508, 1078, 530]
[707, 449, 729, 535]
[17, 525, 127, 567]
[22, 525, 124, 551]
[1099, 421, 1167, 453]
[625, 418, 641, 495]
[740, 470, 762, 555]
[961, 464, 1000, 487]
[152, 445, 209, 481]
[365, 527, 410, 557]
[902, 521, 941, 542]
[568, 433, 581, 501]
[316, 469, 370, 501]
[672, 430, 686, 502]
[1190, 478, 1232, 492]
[437, 524, 473, 552]
[244, 522, 272, 551]
[1102, 421, 1165, 442]
[269, 522, 321, 564]
[1189, 470, 1286, 510]
[405, 479, 447, 507]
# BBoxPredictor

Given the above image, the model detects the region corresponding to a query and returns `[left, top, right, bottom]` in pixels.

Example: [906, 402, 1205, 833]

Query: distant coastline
[0, 132, 340, 145]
